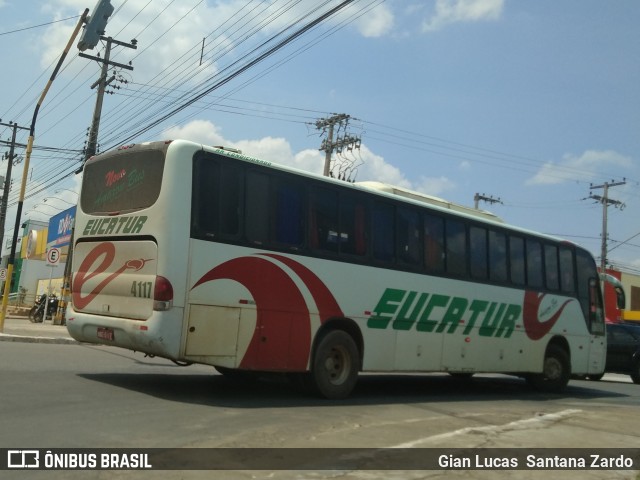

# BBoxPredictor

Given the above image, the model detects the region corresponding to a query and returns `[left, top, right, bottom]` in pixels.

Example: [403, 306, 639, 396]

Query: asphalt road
[1, 338, 639, 480]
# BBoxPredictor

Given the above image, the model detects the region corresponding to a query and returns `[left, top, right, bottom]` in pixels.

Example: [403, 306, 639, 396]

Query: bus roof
[355, 181, 503, 223]
[106, 139, 577, 249]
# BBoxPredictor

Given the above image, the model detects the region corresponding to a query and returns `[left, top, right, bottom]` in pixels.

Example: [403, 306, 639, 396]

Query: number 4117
[131, 281, 152, 298]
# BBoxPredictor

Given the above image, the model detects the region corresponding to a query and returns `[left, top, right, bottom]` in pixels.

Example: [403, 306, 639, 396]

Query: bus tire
[528, 345, 570, 392]
[312, 330, 359, 399]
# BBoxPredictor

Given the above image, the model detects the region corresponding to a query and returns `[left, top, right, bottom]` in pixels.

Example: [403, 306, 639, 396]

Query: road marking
[390, 409, 583, 448]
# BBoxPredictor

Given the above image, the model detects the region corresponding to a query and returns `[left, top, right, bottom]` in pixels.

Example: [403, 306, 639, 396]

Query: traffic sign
[0, 268, 6, 280]
[46, 247, 61, 266]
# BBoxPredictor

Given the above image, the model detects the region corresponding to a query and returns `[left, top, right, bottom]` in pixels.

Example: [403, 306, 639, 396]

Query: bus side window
[470, 226, 488, 279]
[544, 244, 559, 291]
[273, 179, 304, 248]
[559, 246, 575, 294]
[445, 218, 467, 277]
[489, 230, 508, 283]
[424, 213, 445, 273]
[219, 165, 242, 237]
[372, 202, 395, 263]
[509, 236, 525, 286]
[192, 158, 219, 237]
[245, 171, 269, 245]
[397, 208, 421, 266]
[576, 249, 604, 333]
[526, 239, 543, 289]
[309, 187, 338, 253]
[340, 194, 367, 256]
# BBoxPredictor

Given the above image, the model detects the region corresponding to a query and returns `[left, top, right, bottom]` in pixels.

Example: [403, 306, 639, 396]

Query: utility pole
[315, 114, 361, 178]
[589, 179, 626, 320]
[589, 179, 626, 274]
[79, 36, 136, 161]
[474, 193, 502, 210]
[0, 121, 28, 260]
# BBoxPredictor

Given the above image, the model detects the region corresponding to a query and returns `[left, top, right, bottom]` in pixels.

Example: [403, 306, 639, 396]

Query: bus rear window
[81, 149, 165, 214]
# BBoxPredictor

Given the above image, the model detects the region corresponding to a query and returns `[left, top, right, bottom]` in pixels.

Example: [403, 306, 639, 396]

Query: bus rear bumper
[66, 306, 184, 360]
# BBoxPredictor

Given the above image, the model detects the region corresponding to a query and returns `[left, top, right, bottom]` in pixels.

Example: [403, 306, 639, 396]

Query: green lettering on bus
[392, 292, 428, 331]
[368, 287, 522, 339]
[81, 216, 148, 236]
[416, 294, 449, 333]
[437, 296, 468, 334]
[367, 288, 405, 329]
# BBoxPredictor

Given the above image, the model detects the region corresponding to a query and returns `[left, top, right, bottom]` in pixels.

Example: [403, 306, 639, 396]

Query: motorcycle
[28, 294, 59, 323]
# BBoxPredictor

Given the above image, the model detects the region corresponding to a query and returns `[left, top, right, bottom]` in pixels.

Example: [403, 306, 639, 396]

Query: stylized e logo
[72, 242, 152, 310]
[522, 291, 573, 340]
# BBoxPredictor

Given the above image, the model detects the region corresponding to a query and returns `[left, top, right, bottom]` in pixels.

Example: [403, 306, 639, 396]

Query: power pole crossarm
[314, 114, 361, 179]
[474, 193, 502, 210]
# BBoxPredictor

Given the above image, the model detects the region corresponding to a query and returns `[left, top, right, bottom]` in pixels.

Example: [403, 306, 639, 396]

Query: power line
[100, 0, 359, 152]
[0, 15, 81, 36]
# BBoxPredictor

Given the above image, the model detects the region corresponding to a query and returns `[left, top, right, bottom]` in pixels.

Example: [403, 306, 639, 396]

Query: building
[1, 206, 75, 305]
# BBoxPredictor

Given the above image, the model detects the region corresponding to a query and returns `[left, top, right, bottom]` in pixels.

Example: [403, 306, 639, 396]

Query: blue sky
[0, 0, 638, 271]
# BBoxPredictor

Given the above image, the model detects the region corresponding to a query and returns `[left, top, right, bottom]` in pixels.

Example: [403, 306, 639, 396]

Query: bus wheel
[312, 330, 359, 399]
[528, 345, 570, 392]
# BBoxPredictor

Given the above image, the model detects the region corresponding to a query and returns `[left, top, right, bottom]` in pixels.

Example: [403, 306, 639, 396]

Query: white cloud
[162, 119, 226, 146]
[526, 149, 633, 185]
[415, 175, 456, 196]
[160, 119, 455, 196]
[353, 3, 394, 38]
[422, 0, 505, 32]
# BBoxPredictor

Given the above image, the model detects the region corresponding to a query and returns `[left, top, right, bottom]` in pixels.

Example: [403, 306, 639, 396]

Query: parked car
[589, 323, 640, 384]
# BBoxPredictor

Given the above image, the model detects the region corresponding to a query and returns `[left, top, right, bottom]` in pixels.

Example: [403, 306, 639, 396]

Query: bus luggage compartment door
[185, 305, 241, 362]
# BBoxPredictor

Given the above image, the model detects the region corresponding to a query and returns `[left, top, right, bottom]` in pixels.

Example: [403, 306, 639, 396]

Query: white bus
[67, 139, 608, 399]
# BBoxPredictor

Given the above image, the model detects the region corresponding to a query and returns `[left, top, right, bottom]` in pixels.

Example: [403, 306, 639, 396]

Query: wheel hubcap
[323, 346, 351, 385]
[545, 357, 561, 380]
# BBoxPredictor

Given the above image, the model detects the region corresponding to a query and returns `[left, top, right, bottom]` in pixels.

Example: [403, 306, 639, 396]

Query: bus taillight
[154, 276, 173, 311]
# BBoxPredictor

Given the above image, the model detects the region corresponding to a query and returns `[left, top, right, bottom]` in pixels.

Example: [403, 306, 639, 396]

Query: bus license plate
[97, 327, 114, 341]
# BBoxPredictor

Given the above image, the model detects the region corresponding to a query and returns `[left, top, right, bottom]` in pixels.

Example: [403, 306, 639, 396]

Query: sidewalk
[0, 315, 78, 344]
